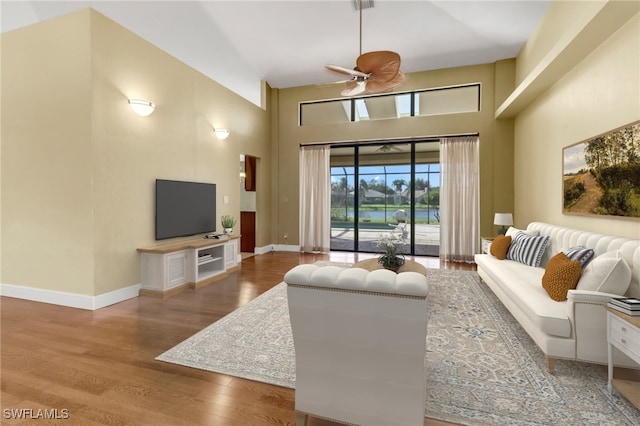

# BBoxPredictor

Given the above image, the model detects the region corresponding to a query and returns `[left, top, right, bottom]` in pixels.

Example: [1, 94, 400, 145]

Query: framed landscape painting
[563, 120, 640, 219]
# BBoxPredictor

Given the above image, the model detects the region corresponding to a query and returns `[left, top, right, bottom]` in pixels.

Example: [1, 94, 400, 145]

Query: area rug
[156, 267, 640, 425]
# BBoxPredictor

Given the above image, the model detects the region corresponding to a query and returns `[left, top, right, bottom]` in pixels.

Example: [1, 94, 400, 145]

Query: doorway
[330, 141, 440, 256]
[240, 154, 257, 257]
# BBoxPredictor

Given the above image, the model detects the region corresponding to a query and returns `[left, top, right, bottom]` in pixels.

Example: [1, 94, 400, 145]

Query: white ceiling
[1, 0, 553, 106]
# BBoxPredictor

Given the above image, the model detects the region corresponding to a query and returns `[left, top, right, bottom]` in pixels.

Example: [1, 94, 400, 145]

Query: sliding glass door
[357, 146, 411, 254]
[330, 141, 440, 256]
[413, 162, 440, 256]
[330, 147, 356, 251]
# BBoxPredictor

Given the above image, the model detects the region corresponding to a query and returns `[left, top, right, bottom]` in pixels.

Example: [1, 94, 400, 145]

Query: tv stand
[137, 235, 240, 296]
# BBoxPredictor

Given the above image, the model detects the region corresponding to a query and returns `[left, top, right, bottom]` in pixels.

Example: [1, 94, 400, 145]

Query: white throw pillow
[576, 251, 632, 295]
[506, 226, 539, 238]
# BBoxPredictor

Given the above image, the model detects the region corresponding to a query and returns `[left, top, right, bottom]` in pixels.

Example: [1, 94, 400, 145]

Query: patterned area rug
[156, 268, 640, 425]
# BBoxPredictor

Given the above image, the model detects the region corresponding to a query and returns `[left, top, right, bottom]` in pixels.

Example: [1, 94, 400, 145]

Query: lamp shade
[128, 99, 155, 116]
[494, 213, 513, 226]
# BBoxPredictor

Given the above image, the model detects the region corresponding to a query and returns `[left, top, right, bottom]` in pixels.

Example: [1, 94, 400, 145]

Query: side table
[481, 237, 495, 254]
[607, 307, 640, 408]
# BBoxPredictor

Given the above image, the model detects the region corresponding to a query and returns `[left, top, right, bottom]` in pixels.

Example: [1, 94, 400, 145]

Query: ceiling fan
[325, 0, 405, 97]
[375, 144, 405, 153]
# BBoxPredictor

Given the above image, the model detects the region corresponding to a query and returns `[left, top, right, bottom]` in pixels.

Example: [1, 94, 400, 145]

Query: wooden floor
[2, 252, 469, 425]
[3, 251, 633, 425]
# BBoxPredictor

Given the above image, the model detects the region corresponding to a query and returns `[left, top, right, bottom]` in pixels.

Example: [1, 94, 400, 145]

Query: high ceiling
[1, 1, 553, 106]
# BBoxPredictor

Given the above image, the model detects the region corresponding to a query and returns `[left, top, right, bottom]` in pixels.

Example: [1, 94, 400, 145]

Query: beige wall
[2, 11, 95, 294]
[273, 63, 516, 245]
[515, 0, 607, 86]
[513, 7, 640, 238]
[3, 2, 637, 299]
[271, 0, 640, 247]
[1, 9, 271, 295]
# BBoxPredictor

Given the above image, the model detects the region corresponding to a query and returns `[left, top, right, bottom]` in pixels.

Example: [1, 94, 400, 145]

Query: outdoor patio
[330, 223, 440, 256]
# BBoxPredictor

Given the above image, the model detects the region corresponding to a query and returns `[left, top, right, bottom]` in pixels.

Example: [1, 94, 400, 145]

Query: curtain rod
[299, 132, 479, 147]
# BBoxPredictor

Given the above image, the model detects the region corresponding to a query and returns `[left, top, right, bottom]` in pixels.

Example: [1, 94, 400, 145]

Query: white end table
[607, 307, 640, 408]
[481, 237, 494, 254]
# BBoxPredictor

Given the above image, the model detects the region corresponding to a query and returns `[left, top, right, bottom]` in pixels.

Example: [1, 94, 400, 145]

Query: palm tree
[392, 179, 407, 193]
[358, 179, 369, 206]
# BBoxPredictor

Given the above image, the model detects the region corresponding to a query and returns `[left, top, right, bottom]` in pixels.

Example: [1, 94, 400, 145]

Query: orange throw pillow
[490, 235, 511, 260]
[542, 252, 582, 301]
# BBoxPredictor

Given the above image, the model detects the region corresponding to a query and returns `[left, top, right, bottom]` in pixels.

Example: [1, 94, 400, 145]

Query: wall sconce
[128, 98, 155, 116]
[494, 212, 513, 235]
[214, 128, 230, 140]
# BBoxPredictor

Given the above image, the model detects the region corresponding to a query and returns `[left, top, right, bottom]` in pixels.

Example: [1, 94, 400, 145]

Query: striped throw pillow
[563, 246, 595, 268]
[507, 231, 550, 267]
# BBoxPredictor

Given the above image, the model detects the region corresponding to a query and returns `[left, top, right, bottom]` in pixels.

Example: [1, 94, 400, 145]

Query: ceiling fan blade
[325, 64, 370, 79]
[365, 70, 406, 94]
[376, 143, 407, 153]
[315, 79, 355, 88]
[341, 81, 367, 97]
[356, 51, 401, 82]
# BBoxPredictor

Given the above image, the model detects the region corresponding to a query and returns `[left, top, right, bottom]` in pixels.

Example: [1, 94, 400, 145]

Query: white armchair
[284, 264, 429, 426]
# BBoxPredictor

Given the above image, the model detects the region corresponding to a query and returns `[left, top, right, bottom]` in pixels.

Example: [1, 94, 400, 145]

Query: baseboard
[0, 282, 141, 311]
[94, 284, 141, 309]
[276, 244, 300, 252]
[254, 244, 300, 255]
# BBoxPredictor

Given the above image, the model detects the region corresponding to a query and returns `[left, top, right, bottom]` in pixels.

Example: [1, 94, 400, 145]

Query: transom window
[300, 83, 480, 126]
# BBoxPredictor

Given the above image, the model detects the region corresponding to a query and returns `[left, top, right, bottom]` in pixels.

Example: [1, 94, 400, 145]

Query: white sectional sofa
[475, 222, 640, 372]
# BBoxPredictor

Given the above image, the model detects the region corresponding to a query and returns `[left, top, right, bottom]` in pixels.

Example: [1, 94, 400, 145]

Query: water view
[336, 208, 440, 222]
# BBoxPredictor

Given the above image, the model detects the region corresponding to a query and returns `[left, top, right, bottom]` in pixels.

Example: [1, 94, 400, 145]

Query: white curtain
[299, 145, 331, 253]
[440, 136, 480, 262]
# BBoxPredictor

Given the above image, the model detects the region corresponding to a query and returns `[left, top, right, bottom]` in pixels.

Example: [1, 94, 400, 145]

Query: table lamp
[494, 213, 513, 235]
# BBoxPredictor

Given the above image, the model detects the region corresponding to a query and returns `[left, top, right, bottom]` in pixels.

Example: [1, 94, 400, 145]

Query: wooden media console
[137, 235, 240, 296]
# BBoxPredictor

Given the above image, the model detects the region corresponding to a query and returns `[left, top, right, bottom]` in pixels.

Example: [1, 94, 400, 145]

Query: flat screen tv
[155, 179, 216, 240]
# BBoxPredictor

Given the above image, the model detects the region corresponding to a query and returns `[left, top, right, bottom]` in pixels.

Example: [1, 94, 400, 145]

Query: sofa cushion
[506, 226, 539, 237]
[542, 253, 582, 301]
[507, 232, 550, 267]
[475, 254, 571, 338]
[490, 234, 511, 259]
[576, 251, 632, 295]
[563, 246, 595, 268]
[284, 264, 428, 297]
